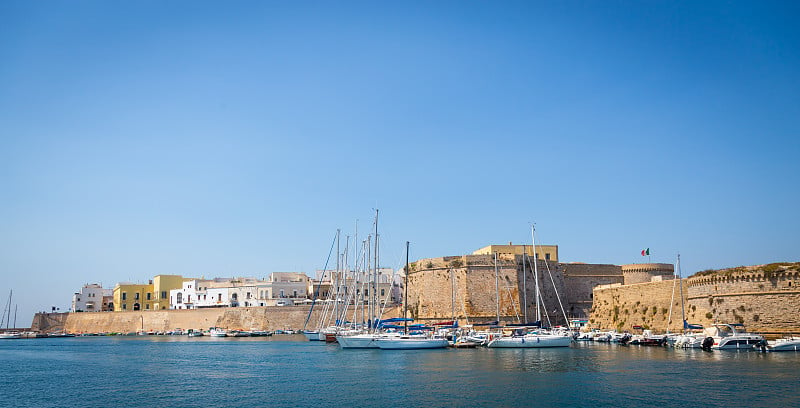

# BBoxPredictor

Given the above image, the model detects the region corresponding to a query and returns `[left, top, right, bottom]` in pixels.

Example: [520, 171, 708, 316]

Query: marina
[1, 335, 799, 407]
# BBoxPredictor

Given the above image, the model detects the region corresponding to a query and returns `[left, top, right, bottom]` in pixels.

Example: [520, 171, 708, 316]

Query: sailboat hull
[487, 334, 572, 348]
[375, 337, 449, 350]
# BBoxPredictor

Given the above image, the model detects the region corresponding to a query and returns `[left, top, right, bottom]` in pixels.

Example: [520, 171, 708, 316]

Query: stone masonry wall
[562, 263, 623, 318]
[36, 305, 401, 334]
[589, 280, 712, 332]
[686, 268, 800, 334]
[409, 254, 569, 325]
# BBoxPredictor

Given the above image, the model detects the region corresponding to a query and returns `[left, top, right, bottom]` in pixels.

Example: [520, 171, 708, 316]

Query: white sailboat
[487, 225, 571, 349]
[373, 242, 449, 350]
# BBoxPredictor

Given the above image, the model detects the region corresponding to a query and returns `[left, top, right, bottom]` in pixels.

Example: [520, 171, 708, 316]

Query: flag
[641, 248, 650, 256]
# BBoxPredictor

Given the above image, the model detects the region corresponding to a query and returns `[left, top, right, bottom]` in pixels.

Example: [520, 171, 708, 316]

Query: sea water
[1, 336, 798, 407]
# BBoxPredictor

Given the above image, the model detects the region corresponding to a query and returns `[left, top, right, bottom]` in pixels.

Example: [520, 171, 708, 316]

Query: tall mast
[373, 209, 379, 332]
[494, 252, 500, 324]
[404, 241, 409, 334]
[678, 254, 685, 330]
[531, 225, 541, 323]
[522, 245, 528, 323]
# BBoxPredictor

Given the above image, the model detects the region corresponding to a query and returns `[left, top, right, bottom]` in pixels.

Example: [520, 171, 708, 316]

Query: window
[280, 290, 285, 298]
[146, 293, 151, 300]
[122, 292, 127, 301]
[146, 304, 150, 310]
[545, 253, 551, 261]
[292, 290, 297, 298]
[135, 293, 140, 300]
[161, 291, 167, 299]
[187, 295, 191, 302]
[381, 289, 385, 297]
[247, 292, 251, 299]
[122, 304, 127, 310]
[177, 293, 183, 304]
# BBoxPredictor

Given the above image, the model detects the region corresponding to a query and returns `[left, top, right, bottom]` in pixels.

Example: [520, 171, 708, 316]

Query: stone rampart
[409, 254, 568, 325]
[33, 306, 400, 334]
[562, 263, 623, 318]
[589, 279, 711, 332]
[686, 266, 800, 333]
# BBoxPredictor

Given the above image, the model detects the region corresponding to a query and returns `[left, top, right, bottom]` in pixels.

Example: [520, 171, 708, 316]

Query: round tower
[621, 263, 675, 285]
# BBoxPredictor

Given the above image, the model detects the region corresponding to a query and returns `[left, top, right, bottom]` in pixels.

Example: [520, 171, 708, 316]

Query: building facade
[71, 284, 111, 312]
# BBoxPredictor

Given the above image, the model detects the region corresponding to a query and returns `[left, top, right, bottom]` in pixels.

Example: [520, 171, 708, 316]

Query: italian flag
[641, 248, 650, 256]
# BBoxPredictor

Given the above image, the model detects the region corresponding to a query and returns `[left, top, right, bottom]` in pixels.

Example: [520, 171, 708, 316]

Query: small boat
[767, 336, 800, 352]
[704, 324, 764, 350]
[487, 332, 572, 348]
[187, 329, 204, 337]
[0, 331, 22, 339]
[209, 327, 228, 337]
[229, 330, 251, 337]
[250, 330, 273, 337]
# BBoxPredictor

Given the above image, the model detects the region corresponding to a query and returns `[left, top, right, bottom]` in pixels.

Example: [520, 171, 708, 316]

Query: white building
[71, 284, 111, 312]
[169, 274, 311, 309]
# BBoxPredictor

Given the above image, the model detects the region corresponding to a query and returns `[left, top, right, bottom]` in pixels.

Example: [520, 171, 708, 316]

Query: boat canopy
[683, 320, 703, 330]
[379, 318, 414, 324]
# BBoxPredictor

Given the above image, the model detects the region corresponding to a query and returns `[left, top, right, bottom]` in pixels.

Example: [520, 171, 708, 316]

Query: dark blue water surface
[2, 336, 798, 407]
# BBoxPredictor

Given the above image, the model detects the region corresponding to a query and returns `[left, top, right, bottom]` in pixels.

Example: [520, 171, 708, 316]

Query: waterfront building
[310, 268, 396, 305]
[113, 282, 155, 312]
[114, 275, 187, 312]
[71, 284, 111, 312]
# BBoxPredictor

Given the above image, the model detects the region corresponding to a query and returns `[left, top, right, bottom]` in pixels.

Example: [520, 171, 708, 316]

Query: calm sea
[1, 336, 798, 407]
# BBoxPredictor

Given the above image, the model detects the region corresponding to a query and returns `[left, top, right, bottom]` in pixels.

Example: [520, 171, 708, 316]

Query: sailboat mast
[373, 209, 379, 333]
[678, 254, 685, 329]
[522, 246, 528, 323]
[404, 241, 409, 334]
[494, 252, 500, 324]
[531, 225, 541, 323]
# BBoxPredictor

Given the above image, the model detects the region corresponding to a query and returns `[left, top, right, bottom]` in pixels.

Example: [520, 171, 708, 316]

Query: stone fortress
[409, 243, 799, 335]
[407, 243, 674, 325]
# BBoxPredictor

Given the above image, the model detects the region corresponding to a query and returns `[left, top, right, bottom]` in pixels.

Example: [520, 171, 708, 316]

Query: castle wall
[409, 255, 569, 325]
[686, 269, 800, 333]
[34, 306, 400, 334]
[562, 263, 623, 318]
[589, 280, 711, 332]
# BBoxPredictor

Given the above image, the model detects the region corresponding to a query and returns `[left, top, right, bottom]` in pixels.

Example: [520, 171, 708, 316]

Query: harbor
[1, 334, 799, 407]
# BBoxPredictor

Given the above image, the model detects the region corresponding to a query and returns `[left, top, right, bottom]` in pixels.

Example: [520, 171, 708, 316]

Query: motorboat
[767, 336, 800, 352]
[703, 324, 764, 350]
[209, 327, 228, 337]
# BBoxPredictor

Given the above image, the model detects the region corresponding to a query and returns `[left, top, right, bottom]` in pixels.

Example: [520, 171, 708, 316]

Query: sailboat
[375, 242, 449, 350]
[0, 290, 21, 339]
[487, 225, 571, 348]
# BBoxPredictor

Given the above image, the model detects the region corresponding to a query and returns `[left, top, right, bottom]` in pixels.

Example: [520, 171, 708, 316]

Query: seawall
[33, 306, 401, 334]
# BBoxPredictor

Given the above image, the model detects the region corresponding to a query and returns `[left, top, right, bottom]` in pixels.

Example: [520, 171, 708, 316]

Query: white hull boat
[0, 331, 22, 339]
[338, 333, 380, 349]
[487, 333, 572, 348]
[704, 324, 764, 350]
[209, 328, 228, 337]
[768, 337, 800, 352]
[375, 336, 449, 350]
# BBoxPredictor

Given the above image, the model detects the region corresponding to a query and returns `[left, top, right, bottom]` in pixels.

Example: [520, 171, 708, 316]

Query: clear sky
[1, 1, 798, 324]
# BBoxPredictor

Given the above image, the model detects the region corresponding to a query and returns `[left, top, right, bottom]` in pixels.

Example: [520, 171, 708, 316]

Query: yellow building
[472, 243, 559, 262]
[113, 283, 154, 312]
[152, 275, 185, 310]
[113, 275, 186, 311]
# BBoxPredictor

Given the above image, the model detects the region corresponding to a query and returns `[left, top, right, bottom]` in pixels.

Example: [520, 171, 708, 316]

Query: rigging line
[304, 231, 338, 331]
[535, 228, 570, 325]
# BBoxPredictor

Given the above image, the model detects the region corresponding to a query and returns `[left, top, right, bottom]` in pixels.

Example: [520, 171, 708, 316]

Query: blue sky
[1, 1, 798, 323]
